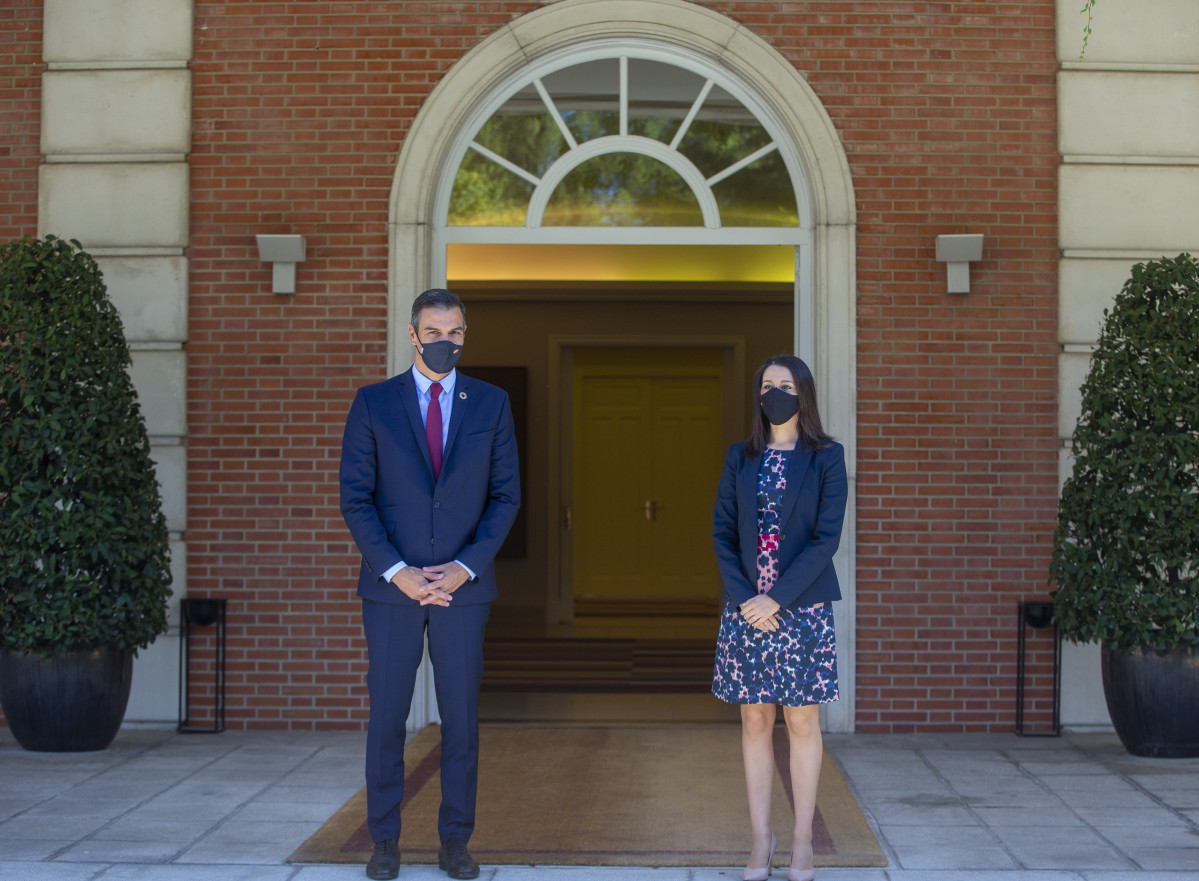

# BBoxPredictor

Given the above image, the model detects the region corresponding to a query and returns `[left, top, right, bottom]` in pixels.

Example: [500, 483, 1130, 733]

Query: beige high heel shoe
[788, 840, 814, 881]
[743, 833, 777, 881]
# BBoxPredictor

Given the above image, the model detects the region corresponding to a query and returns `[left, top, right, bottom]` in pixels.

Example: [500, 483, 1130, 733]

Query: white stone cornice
[46, 60, 189, 71]
[41, 0, 194, 726]
[1061, 249, 1194, 260]
[1056, 0, 1199, 730]
[44, 154, 190, 164]
[1060, 62, 1199, 73]
[129, 341, 185, 352]
[76, 246, 187, 258]
[1061, 156, 1199, 167]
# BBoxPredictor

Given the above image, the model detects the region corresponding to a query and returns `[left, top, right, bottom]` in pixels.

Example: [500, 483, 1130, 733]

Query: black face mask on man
[759, 387, 799, 425]
[418, 340, 462, 375]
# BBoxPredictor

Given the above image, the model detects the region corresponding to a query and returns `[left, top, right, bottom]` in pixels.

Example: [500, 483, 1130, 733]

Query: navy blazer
[339, 369, 521, 606]
[712, 440, 847, 611]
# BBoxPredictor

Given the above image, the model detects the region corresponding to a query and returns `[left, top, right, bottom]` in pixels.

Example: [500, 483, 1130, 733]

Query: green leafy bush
[1051, 253, 1199, 654]
[0, 235, 171, 656]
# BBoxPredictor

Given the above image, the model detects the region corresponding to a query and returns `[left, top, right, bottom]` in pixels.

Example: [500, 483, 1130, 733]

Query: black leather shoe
[438, 838, 480, 880]
[366, 838, 399, 880]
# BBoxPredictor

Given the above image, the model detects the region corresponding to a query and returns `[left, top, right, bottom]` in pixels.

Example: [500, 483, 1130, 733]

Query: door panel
[574, 377, 652, 598]
[571, 349, 724, 607]
[649, 376, 722, 598]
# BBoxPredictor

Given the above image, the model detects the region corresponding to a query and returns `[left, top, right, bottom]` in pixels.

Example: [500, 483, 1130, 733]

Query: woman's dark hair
[745, 354, 834, 457]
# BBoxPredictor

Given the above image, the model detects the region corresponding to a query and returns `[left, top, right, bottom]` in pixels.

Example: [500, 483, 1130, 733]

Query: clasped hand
[739, 595, 781, 632]
[391, 561, 469, 606]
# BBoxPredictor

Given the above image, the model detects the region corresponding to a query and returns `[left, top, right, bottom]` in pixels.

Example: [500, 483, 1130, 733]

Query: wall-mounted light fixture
[935, 234, 984, 295]
[255, 234, 307, 294]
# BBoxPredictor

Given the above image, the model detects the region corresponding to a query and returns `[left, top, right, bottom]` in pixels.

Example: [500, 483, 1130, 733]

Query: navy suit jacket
[339, 369, 520, 606]
[712, 440, 847, 611]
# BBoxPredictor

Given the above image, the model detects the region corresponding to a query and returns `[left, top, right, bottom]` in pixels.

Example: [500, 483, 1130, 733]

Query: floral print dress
[711, 448, 839, 707]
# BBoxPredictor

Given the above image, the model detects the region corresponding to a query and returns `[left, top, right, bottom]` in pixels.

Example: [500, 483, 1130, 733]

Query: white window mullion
[619, 56, 629, 136]
[705, 142, 779, 187]
[526, 134, 721, 229]
[443, 225, 810, 245]
[469, 141, 543, 187]
[534, 78, 579, 150]
[669, 79, 714, 151]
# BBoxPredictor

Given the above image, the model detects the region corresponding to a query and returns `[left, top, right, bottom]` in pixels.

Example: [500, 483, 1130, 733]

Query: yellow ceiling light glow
[447, 244, 794, 283]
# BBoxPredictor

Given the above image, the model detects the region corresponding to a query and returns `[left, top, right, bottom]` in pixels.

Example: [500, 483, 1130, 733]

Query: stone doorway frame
[388, 0, 857, 731]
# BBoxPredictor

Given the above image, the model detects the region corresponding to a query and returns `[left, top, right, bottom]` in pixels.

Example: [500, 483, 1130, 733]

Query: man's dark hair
[410, 288, 466, 329]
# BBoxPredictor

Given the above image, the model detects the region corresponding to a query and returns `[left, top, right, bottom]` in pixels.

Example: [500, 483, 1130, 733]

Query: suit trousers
[362, 597, 490, 844]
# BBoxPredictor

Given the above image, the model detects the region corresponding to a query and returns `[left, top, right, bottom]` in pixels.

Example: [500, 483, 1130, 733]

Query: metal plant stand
[1015, 599, 1061, 736]
[178, 598, 227, 733]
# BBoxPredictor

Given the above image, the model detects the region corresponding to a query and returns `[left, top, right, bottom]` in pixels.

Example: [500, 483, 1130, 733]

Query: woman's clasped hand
[739, 595, 781, 631]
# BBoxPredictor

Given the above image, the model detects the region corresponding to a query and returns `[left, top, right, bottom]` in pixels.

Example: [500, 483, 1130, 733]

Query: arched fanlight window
[447, 53, 801, 229]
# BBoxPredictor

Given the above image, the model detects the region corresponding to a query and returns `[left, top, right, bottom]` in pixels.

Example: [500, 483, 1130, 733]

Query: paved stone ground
[1, 726, 1197, 880]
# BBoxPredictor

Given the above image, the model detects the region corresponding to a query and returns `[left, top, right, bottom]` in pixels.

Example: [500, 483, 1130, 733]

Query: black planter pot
[0, 648, 133, 752]
[1101, 645, 1199, 758]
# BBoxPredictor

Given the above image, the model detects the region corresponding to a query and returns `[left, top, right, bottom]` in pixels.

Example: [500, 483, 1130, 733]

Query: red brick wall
[186, 1, 1060, 731]
[187, 2, 544, 729]
[0, 2, 42, 241]
[778, 3, 1062, 732]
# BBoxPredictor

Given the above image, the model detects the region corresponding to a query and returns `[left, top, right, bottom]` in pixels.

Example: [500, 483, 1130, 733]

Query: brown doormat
[290, 723, 885, 868]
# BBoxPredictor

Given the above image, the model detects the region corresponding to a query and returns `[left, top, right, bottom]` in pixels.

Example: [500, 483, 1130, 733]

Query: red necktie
[426, 382, 443, 480]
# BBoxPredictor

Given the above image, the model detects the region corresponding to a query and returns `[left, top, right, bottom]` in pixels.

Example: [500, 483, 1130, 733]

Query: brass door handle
[643, 500, 657, 521]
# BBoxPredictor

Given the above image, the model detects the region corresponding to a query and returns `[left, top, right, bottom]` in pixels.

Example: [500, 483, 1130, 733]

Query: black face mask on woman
[419, 340, 462, 375]
[759, 387, 799, 425]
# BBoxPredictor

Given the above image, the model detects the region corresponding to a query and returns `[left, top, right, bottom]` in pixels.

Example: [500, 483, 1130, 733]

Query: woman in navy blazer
[711, 355, 847, 881]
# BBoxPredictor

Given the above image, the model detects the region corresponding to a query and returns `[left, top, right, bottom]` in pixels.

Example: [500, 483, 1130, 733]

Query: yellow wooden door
[649, 375, 725, 599]
[571, 349, 724, 610]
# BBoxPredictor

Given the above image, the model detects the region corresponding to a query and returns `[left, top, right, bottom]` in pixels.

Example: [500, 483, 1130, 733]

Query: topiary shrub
[1051, 253, 1199, 654]
[0, 235, 171, 657]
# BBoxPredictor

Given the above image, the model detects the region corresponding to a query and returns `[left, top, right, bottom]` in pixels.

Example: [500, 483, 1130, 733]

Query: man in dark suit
[339, 288, 520, 880]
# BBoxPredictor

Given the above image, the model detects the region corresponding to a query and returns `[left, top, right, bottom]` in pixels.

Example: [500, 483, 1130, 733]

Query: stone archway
[389, 0, 858, 731]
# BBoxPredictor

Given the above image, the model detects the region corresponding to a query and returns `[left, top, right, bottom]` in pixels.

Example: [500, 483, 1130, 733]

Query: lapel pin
[459, 391, 467, 400]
